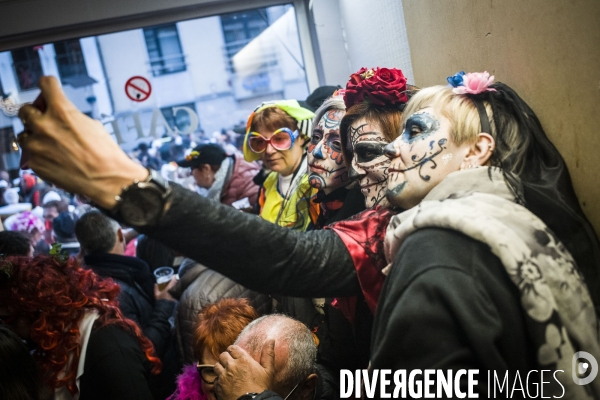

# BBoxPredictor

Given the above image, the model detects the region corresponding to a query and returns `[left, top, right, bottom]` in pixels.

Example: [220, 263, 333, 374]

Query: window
[161, 103, 197, 134]
[143, 24, 186, 77]
[12, 47, 43, 91]
[221, 9, 269, 45]
[221, 9, 270, 73]
[54, 39, 88, 83]
[0, 4, 309, 152]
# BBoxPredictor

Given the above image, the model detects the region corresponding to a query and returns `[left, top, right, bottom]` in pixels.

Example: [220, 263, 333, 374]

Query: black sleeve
[140, 299, 175, 357]
[134, 183, 359, 298]
[118, 289, 175, 357]
[371, 267, 497, 396]
[370, 228, 524, 398]
[116, 290, 139, 323]
[79, 325, 154, 400]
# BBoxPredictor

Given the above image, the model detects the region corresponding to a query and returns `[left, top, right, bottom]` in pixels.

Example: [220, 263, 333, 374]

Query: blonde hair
[403, 86, 527, 175]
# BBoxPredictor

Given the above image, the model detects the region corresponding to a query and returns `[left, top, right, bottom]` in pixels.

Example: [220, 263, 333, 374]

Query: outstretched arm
[137, 182, 358, 297]
[18, 76, 359, 298]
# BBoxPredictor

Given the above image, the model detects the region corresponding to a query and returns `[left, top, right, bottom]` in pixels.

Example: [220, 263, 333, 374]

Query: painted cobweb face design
[385, 108, 465, 209]
[307, 109, 349, 192]
[347, 119, 391, 208]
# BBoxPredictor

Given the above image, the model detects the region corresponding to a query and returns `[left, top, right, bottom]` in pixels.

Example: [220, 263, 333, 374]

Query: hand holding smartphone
[19, 92, 47, 169]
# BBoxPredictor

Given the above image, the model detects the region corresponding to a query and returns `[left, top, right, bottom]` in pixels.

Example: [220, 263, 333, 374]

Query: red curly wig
[0, 255, 161, 395]
[193, 298, 259, 361]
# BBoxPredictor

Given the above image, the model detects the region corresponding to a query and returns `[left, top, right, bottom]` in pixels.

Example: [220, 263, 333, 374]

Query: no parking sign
[125, 76, 152, 102]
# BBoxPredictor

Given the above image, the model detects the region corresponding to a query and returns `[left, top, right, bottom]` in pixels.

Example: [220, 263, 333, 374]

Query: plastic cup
[154, 266, 174, 290]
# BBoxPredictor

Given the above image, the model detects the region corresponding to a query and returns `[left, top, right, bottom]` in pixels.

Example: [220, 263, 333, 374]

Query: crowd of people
[0, 65, 598, 400]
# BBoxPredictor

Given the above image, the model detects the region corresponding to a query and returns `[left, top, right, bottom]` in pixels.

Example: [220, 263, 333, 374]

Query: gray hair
[311, 95, 346, 131]
[75, 210, 120, 255]
[234, 314, 316, 388]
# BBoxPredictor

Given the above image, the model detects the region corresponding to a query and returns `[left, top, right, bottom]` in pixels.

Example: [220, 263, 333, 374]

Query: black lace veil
[483, 82, 600, 310]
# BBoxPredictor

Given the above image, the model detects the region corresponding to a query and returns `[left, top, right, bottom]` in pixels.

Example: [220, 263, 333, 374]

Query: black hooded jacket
[83, 253, 176, 357]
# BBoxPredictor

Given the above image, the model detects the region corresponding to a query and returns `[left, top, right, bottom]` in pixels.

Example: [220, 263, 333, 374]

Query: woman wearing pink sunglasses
[242, 100, 317, 231]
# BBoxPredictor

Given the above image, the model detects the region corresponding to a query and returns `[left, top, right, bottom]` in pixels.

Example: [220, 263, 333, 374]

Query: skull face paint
[385, 108, 470, 209]
[307, 109, 349, 193]
[347, 119, 391, 208]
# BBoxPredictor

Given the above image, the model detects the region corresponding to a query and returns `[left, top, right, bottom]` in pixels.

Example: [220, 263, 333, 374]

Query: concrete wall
[311, 0, 351, 86]
[312, 0, 415, 86]
[338, 0, 414, 84]
[402, 0, 600, 234]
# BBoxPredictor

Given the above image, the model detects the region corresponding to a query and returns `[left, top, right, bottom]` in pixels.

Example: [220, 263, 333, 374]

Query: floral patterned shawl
[384, 167, 600, 400]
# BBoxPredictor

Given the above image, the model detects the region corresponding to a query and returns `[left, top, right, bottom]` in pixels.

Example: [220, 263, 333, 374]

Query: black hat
[232, 125, 246, 135]
[53, 212, 79, 241]
[300, 85, 341, 112]
[176, 143, 227, 168]
[136, 142, 149, 152]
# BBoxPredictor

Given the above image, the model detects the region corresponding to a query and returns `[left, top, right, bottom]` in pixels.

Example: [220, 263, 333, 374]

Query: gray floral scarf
[384, 167, 600, 399]
[206, 156, 233, 203]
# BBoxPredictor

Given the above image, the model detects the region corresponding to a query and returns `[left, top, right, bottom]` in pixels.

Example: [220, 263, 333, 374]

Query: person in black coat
[76, 210, 176, 354]
[76, 210, 179, 398]
[0, 255, 160, 400]
[286, 93, 367, 395]
[0, 324, 42, 400]
[370, 78, 600, 399]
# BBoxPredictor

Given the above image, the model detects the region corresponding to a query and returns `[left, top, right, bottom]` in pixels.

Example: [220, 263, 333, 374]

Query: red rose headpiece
[343, 67, 408, 109]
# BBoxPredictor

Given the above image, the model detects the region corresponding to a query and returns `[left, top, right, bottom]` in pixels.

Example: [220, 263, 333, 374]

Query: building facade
[0, 4, 309, 172]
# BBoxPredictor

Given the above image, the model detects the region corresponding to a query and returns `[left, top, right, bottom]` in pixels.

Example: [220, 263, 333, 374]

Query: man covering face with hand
[214, 315, 318, 400]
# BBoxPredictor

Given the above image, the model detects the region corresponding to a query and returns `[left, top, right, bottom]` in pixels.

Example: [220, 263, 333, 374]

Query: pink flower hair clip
[447, 71, 497, 95]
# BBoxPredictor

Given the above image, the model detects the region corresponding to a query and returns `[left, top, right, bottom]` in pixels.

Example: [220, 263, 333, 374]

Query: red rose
[343, 67, 408, 109]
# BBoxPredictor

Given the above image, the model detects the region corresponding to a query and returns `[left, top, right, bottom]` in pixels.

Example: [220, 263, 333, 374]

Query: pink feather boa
[166, 364, 208, 400]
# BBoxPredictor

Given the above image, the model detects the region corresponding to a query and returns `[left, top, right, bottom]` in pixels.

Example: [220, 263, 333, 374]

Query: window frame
[143, 24, 187, 77]
[11, 47, 43, 91]
[54, 38, 89, 83]
[0, 0, 322, 90]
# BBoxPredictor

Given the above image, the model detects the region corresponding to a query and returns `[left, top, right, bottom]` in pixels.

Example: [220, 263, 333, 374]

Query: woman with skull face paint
[281, 93, 369, 388]
[371, 72, 600, 398]
[16, 69, 412, 391]
[307, 93, 366, 229]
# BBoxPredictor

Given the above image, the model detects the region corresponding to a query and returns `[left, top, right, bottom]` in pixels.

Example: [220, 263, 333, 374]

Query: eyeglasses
[196, 363, 217, 384]
[247, 128, 299, 153]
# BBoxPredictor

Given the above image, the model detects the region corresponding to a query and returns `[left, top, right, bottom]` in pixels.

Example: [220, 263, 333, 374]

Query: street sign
[125, 76, 152, 102]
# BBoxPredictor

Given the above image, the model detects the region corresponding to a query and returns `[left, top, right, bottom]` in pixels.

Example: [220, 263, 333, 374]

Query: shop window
[161, 103, 197, 134]
[54, 39, 88, 83]
[11, 47, 43, 91]
[143, 24, 186, 77]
